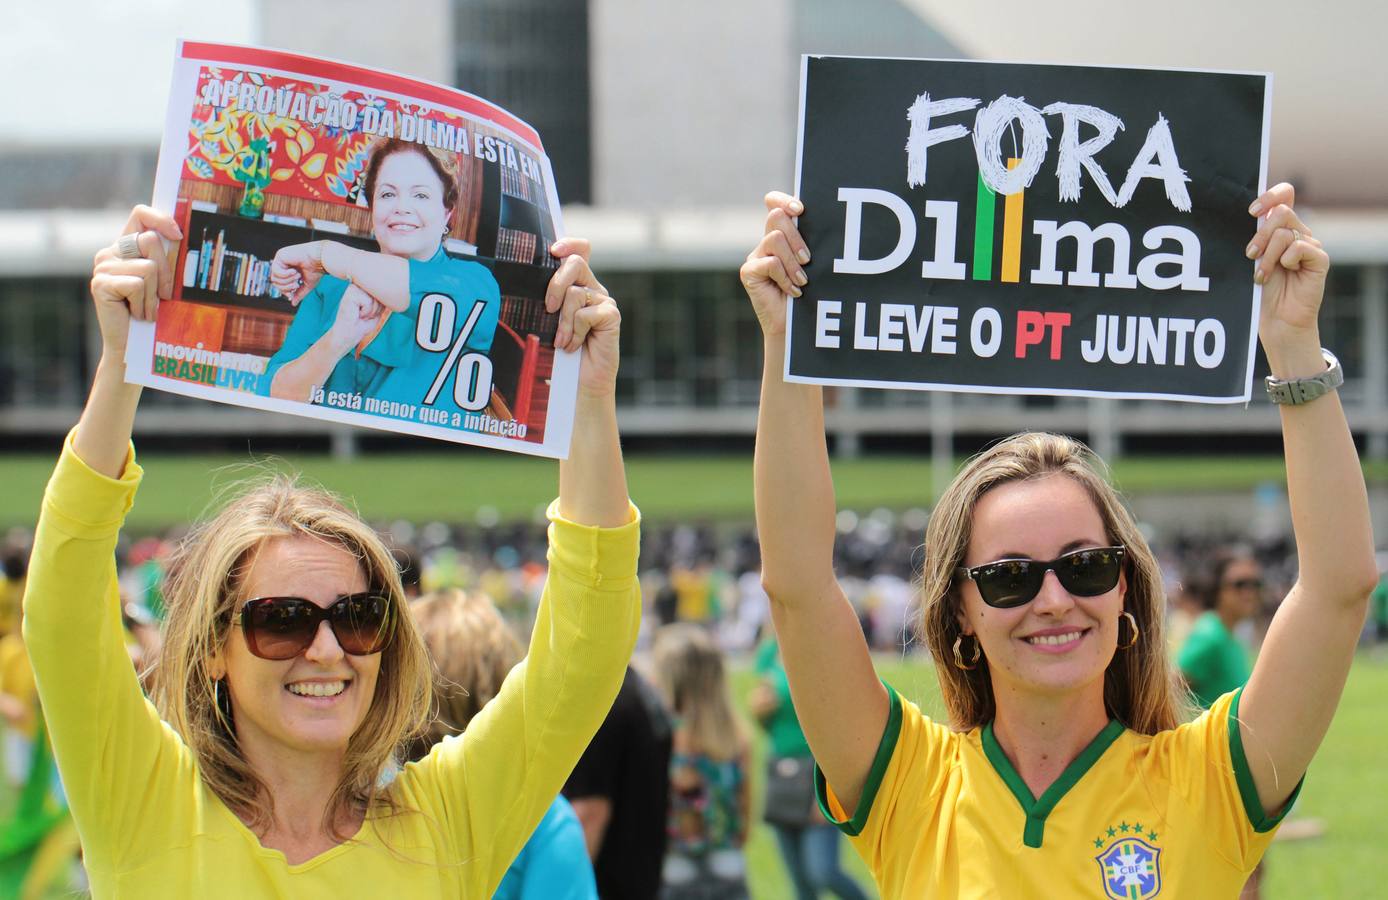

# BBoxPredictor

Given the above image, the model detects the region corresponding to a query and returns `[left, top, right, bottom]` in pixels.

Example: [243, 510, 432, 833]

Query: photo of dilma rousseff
[159, 107, 561, 444]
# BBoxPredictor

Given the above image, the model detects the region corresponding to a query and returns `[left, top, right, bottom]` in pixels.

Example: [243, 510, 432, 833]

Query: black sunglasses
[1222, 577, 1263, 592]
[955, 546, 1126, 609]
[233, 593, 394, 660]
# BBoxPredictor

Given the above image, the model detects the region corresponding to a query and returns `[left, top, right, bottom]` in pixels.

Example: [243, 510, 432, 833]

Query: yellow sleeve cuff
[42, 429, 143, 540]
[544, 499, 640, 589]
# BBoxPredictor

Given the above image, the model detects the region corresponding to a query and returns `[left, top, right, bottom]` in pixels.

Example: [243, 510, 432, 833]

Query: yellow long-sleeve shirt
[23, 435, 640, 898]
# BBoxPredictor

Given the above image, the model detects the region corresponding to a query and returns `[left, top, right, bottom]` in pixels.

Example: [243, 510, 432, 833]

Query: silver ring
[116, 233, 143, 260]
[1291, 228, 1302, 243]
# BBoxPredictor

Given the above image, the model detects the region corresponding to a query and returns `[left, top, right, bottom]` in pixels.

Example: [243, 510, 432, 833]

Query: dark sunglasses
[233, 593, 394, 660]
[956, 546, 1126, 609]
[1223, 577, 1263, 591]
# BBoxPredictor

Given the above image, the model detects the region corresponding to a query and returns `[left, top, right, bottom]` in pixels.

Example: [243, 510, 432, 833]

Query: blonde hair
[918, 432, 1187, 734]
[153, 474, 432, 840]
[407, 588, 522, 759]
[651, 623, 746, 761]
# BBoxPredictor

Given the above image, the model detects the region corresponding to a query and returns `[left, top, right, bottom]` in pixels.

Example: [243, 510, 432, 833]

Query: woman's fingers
[94, 255, 160, 320]
[135, 230, 176, 301]
[557, 285, 602, 350]
[765, 205, 811, 266]
[740, 253, 798, 298]
[545, 252, 605, 314]
[761, 227, 807, 290]
[1248, 182, 1294, 218]
[568, 293, 619, 349]
[763, 191, 804, 218]
[1278, 234, 1330, 275]
[1249, 203, 1316, 284]
[551, 237, 591, 264]
[123, 205, 183, 243]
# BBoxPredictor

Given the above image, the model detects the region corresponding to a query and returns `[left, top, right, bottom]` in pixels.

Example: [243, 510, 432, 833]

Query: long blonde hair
[652, 623, 746, 761]
[407, 588, 522, 760]
[918, 432, 1187, 734]
[154, 474, 432, 839]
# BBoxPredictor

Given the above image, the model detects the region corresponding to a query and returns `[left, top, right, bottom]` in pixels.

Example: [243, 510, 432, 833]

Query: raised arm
[25, 207, 198, 868]
[548, 238, 629, 527]
[75, 206, 181, 472]
[417, 238, 636, 895]
[271, 241, 411, 312]
[1237, 183, 1379, 813]
[742, 192, 888, 812]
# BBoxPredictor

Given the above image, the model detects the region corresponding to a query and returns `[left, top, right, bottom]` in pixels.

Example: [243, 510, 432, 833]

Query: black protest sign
[787, 56, 1270, 402]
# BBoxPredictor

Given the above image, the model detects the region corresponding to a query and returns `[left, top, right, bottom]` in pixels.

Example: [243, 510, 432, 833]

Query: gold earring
[1118, 611, 1140, 650]
[953, 634, 981, 670]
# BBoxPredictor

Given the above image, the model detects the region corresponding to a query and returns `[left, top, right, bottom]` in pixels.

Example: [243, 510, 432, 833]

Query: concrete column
[1087, 398, 1119, 460]
[930, 391, 954, 502]
[331, 426, 357, 461]
[835, 388, 862, 458]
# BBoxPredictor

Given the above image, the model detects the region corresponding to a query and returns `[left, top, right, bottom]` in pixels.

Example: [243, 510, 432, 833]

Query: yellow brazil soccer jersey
[817, 686, 1296, 899]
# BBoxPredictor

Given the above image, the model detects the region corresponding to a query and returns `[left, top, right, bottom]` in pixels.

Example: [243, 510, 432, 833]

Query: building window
[0, 278, 89, 409]
[453, 0, 592, 204]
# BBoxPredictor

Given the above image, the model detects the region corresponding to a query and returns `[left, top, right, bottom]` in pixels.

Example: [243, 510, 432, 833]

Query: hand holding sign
[546, 237, 621, 398]
[91, 206, 182, 360]
[740, 191, 812, 339]
[1247, 184, 1329, 371]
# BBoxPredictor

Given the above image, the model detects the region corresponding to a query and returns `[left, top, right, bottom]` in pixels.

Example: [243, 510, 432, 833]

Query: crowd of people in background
[1, 512, 1387, 897]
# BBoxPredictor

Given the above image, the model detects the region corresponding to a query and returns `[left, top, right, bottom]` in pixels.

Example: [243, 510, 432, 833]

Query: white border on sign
[785, 53, 1272, 406]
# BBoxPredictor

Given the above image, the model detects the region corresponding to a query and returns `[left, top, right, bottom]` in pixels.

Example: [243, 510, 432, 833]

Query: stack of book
[183, 227, 282, 299]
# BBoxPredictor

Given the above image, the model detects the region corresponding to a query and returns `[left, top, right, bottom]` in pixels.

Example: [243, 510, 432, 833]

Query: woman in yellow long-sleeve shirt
[23, 205, 636, 898]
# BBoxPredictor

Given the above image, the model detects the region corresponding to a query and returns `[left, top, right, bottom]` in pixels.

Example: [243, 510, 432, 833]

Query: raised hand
[1246, 183, 1329, 362]
[546, 238, 620, 398]
[90, 206, 182, 360]
[270, 242, 327, 306]
[739, 191, 811, 338]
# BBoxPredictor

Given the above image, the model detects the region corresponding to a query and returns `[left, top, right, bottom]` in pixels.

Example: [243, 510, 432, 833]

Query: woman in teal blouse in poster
[259, 137, 501, 422]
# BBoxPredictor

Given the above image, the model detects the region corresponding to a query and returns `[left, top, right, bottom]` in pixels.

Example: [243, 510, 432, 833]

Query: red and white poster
[126, 41, 577, 457]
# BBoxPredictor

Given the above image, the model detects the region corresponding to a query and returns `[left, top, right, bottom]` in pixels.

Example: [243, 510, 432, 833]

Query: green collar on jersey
[981, 717, 1125, 849]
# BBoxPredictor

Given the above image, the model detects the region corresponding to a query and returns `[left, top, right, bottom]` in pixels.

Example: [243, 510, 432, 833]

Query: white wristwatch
[1264, 348, 1343, 405]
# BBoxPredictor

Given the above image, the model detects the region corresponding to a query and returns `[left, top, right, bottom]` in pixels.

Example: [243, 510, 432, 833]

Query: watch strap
[1264, 348, 1343, 405]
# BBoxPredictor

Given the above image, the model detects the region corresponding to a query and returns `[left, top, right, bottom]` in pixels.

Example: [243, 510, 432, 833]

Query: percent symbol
[417, 294, 493, 411]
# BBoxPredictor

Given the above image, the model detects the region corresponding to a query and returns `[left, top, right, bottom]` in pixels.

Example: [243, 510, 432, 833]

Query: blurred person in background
[1177, 549, 1267, 899]
[1177, 550, 1261, 709]
[563, 662, 672, 900]
[1371, 552, 1388, 644]
[749, 635, 868, 900]
[409, 587, 597, 900]
[651, 623, 750, 900]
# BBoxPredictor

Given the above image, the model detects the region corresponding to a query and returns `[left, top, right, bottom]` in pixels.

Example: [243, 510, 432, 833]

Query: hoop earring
[1118, 611, 1140, 650]
[213, 679, 233, 727]
[952, 634, 981, 670]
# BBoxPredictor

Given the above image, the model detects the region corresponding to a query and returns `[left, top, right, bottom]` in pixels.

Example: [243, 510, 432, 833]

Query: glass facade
[453, 0, 592, 204]
[0, 278, 90, 409]
[1, 264, 1384, 459]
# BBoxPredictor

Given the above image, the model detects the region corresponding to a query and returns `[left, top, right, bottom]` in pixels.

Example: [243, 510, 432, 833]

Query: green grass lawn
[731, 649, 1388, 900]
[4, 452, 1384, 530]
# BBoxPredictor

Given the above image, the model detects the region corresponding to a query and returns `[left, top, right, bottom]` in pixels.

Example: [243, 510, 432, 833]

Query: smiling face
[957, 474, 1127, 700]
[220, 535, 382, 761]
[369, 148, 452, 260]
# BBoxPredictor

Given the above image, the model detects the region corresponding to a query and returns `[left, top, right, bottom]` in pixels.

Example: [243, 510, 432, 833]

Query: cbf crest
[1092, 823, 1162, 899]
